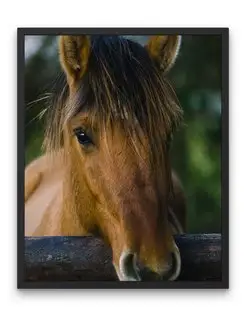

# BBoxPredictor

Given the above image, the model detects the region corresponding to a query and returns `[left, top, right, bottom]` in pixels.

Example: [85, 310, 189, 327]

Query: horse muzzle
[116, 246, 181, 281]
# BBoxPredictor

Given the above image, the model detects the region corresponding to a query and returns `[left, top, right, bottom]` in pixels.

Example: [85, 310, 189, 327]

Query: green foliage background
[25, 35, 221, 233]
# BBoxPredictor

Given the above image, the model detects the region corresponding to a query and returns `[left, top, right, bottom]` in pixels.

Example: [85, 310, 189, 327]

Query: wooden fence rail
[24, 234, 221, 281]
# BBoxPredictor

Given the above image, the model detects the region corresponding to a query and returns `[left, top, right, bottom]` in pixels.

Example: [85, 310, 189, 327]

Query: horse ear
[146, 35, 181, 73]
[59, 35, 91, 85]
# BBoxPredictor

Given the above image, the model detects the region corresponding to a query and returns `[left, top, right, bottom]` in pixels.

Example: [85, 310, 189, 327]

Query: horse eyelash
[73, 127, 86, 135]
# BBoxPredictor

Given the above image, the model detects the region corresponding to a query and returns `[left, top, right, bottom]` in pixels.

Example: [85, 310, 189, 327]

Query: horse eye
[74, 128, 93, 146]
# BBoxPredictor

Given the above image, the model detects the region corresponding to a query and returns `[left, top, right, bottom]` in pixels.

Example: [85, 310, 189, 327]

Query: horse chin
[115, 250, 141, 281]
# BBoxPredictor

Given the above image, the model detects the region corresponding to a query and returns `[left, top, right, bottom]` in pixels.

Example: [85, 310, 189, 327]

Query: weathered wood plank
[24, 234, 221, 281]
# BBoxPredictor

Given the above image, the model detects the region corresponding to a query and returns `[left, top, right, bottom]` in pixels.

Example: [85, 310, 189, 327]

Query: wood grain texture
[24, 234, 222, 281]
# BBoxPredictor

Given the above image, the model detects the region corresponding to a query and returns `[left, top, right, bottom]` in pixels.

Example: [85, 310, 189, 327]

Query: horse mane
[43, 36, 183, 187]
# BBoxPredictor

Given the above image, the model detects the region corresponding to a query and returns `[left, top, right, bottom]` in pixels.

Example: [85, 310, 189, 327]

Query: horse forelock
[44, 36, 183, 184]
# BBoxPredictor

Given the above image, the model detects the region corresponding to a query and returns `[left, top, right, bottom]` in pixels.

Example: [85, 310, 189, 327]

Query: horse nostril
[168, 248, 181, 281]
[119, 251, 141, 281]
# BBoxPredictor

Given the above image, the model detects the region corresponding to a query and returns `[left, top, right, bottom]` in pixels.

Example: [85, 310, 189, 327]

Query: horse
[25, 35, 186, 281]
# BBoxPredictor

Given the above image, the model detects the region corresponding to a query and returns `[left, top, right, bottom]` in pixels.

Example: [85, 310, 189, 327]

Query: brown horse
[25, 35, 186, 281]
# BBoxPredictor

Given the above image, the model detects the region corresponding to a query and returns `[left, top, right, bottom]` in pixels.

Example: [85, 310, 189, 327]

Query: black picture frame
[18, 27, 229, 289]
